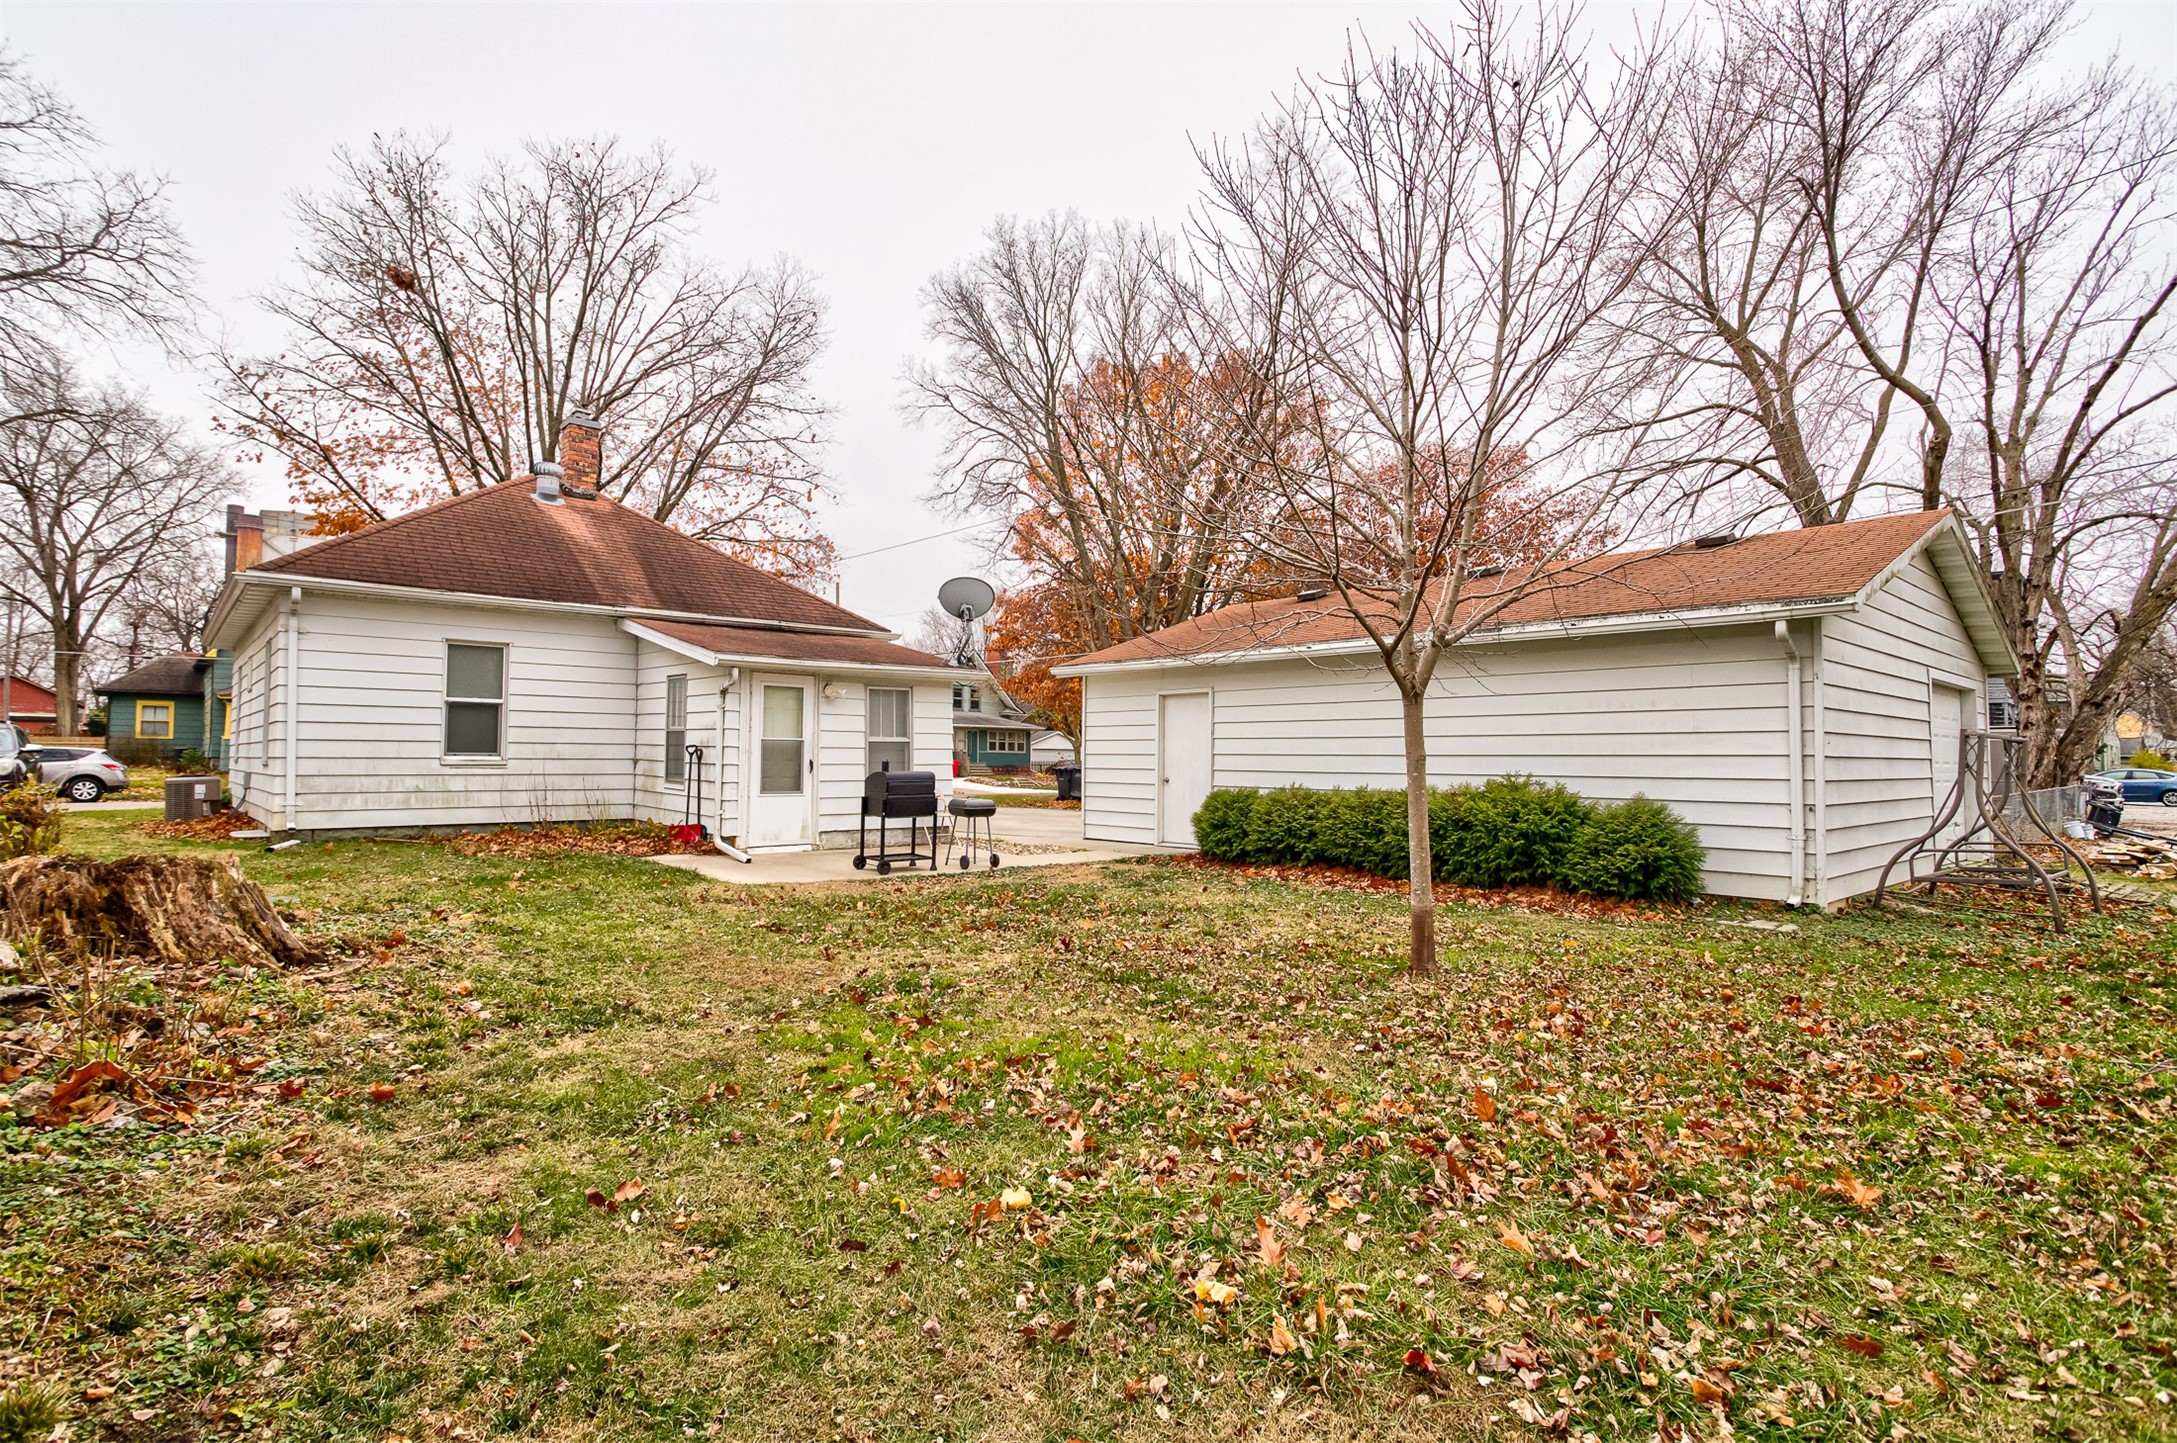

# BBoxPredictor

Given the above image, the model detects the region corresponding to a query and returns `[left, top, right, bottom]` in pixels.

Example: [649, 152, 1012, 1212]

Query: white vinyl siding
[1816, 550, 1985, 905]
[1078, 552, 1995, 907]
[218, 589, 964, 844]
[632, 645, 735, 833]
[231, 592, 639, 832]
[1082, 626, 1797, 899]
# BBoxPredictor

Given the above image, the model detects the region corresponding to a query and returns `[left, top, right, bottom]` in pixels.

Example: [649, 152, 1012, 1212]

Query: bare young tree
[910, 214, 1284, 651]
[0, 48, 190, 393]
[0, 360, 229, 731]
[222, 134, 833, 577]
[1194, 4, 1669, 974]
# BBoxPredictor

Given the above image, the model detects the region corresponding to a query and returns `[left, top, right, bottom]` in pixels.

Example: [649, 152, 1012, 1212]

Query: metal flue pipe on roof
[533, 461, 563, 504]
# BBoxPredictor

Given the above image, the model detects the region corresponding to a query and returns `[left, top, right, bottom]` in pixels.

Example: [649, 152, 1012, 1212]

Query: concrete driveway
[651, 804, 1176, 885]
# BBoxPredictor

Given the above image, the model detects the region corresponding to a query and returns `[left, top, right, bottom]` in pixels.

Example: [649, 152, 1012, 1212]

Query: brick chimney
[560, 412, 603, 497]
[225, 505, 264, 574]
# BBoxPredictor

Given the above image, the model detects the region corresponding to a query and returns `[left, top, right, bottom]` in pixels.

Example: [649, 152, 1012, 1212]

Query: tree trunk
[51, 639, 80, 735]
[1401, 687, 1437, 978]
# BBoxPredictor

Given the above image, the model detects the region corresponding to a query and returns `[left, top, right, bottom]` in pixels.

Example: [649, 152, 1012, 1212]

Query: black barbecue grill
[854, 767, 938, 874]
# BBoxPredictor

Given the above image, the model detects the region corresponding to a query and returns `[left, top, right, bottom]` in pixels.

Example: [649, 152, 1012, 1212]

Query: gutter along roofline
[207, 570, 902, 650]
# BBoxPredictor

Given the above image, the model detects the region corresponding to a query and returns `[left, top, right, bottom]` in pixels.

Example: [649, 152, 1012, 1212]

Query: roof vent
[1692, 531, 1736, 549]
[533, 461, 564, 505]
[1296, 587, 1329, 602]
[1469, 563, 1506, 578]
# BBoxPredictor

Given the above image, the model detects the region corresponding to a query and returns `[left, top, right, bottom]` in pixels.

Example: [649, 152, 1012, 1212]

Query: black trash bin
[1053, 763, 1081, 802]
[2086, 796, 2123, 838]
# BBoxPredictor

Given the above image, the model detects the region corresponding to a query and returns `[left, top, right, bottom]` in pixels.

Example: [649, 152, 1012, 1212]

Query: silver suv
[27, 745, 130, 801]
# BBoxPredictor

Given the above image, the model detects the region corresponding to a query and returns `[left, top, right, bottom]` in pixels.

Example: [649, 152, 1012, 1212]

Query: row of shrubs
[1193, 775, 1707, 901]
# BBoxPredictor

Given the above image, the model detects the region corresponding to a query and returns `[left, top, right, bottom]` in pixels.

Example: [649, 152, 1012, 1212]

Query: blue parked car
[2087, 767, 2177, 805]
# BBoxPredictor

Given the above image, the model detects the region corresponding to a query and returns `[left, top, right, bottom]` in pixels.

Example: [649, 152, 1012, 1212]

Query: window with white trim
[984, 728, 1027, 754]
[443, 643, 505, 757]
[664, 674, 688, 783]
[867, 686, 911, 775]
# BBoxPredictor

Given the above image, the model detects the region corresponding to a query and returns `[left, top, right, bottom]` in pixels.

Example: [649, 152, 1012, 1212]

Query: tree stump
[0, 854, 326, 970]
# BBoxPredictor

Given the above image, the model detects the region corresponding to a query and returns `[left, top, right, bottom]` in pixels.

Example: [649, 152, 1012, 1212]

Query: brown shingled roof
[1069, 510, 1955, 668]
[634, 620, 951, 671]
[100, 654, 209, 696]
[252, 481, 884, 633]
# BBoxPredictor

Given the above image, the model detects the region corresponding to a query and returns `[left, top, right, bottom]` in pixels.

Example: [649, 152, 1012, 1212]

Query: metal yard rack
[1875, 730, 2100, 931]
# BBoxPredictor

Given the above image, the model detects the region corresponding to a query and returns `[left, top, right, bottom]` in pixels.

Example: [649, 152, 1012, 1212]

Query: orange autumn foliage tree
[975, 350, 1296, 745]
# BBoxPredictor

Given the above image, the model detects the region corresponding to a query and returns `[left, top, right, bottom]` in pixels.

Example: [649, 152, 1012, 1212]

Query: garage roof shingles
[252, 481, 884, 634]
[1072, 510, 1955, 667]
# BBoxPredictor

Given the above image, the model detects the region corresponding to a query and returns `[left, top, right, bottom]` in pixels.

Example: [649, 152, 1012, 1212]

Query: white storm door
[749, 678, 814, 848]
[1931, 684, 1965, 842]
[1158, 692, 1213, 847]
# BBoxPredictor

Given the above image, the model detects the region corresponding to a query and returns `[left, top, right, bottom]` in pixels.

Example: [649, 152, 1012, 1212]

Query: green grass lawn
[2, 813, 2172, 1442]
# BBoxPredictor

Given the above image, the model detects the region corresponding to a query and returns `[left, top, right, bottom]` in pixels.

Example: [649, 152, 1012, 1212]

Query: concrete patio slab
[650, 805, 1177, 884]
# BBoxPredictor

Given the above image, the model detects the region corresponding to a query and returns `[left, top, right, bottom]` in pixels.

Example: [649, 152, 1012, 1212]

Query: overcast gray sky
[7, 1, 2172, 633]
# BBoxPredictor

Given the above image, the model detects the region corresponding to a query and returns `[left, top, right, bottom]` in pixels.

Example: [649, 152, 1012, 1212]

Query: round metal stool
[945, 796, 1000, 869]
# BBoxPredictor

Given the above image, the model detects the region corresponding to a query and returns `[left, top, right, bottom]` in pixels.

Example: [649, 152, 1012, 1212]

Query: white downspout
[283, 587, 301, 832]
[712, 668, 750, 862]
[1776, 620, 1805, 908]
[1809, 623, 1828, 908]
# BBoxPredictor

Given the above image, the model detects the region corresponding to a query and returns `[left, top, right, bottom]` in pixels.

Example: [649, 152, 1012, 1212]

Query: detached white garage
[1054, 510, 2014, 906]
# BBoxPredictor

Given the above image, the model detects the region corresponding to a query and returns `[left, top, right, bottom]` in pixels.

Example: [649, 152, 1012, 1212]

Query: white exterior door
[1158, 692, 1213, 847]
[1931, 684, 1965, 841]
[749, 677, 814, 848]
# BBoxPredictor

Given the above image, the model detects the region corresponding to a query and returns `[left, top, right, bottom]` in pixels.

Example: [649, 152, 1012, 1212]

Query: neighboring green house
[951, 677, 1035, 772]
[99, 654, 211, 764]
[201, 649, 234, 767]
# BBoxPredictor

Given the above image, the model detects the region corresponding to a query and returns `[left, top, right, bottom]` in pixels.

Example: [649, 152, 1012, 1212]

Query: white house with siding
[1053, 511, 2014, 907]
[205, 429, 957, 848]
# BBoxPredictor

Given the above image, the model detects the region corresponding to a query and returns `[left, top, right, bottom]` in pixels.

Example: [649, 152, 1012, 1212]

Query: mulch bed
[435, 823, 700, 858]
[1165, 852, 1682, 921]
[134, 815, 702, 858]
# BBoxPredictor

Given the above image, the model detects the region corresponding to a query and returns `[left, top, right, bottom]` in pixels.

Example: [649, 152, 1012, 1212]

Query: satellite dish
[937, 576, 996, 622]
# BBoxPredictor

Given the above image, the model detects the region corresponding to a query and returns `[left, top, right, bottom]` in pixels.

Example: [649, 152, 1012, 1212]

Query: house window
[444, 643, 505, 757]
[985, 728, 1027, 755]
[867, 686, 911, 774]
[136, 702, 173, 739]
[759, 684, 805, 794]
[664, 674, 688, 783]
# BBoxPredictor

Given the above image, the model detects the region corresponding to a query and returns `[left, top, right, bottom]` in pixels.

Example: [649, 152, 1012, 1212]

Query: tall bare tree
[1194, 4, 1669, 974]
[911, 214, 1285, 651]
[1936, 67, 2177, 783]
[222, 134, 834, 578]
[0, 48, 190, 396]
[0, 360, 229, 731]
[1614, 28, 1884, 528]
[113, 537, 222, 659]
[1627, 0, 2177, 784]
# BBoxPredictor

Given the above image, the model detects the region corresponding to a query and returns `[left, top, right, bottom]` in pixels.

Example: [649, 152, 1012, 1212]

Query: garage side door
[1931, 683, 1966, 843]
[1158, 692, 1212, 847]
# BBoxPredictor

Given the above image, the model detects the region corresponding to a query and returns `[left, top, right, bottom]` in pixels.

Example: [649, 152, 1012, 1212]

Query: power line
[836, 520, 1000, 563]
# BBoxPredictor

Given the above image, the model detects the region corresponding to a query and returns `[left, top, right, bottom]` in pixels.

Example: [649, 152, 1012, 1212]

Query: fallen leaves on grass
[138, 811, 259, 842]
